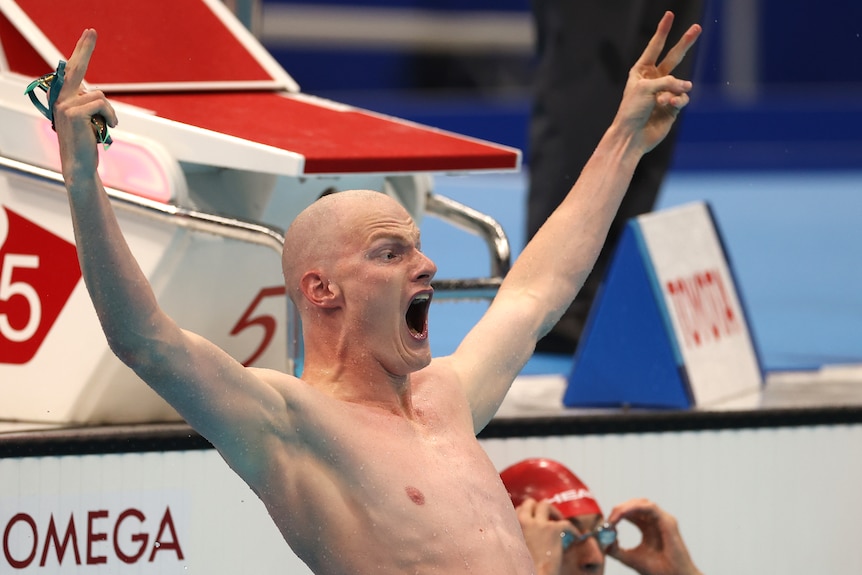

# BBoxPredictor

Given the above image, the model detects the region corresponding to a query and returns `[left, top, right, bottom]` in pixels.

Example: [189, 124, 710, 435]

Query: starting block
[564, 202, 763, 409]
[0, 0, 519, 425]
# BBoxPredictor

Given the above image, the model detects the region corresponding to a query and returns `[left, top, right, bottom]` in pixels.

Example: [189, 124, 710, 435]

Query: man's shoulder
[415, 357, 461, 389]
[414, 359, 473, 413]
[248, 366, 303, 387]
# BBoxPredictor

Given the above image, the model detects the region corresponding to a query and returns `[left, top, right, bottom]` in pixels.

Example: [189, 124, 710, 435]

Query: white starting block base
[0, 0, 520, 426]
[0, 166, 286, 424]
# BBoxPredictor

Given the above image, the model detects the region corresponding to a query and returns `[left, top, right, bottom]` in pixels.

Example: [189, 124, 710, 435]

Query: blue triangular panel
[563, 222, 693, 409]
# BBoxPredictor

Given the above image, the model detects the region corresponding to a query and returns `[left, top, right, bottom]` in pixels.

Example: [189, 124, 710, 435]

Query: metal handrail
[424, 191, 510, 301]
[0, 155, 287, 250]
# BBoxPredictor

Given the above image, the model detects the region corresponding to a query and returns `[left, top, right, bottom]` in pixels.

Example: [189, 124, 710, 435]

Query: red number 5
[230, 286, 287, 366]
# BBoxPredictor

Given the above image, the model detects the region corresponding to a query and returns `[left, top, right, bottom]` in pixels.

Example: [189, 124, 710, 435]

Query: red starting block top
[112, 92, 520, 174]
[1, 0, 295, 90]
[1, 0, 521, 175]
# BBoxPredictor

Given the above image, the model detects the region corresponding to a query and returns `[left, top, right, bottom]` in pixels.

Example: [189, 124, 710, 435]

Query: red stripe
[15, 0, 272, 84]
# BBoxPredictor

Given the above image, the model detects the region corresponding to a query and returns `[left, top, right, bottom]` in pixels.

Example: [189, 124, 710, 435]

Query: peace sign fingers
[657, 22, 703, 77]
[636, 12, 676, 70]
[635, 12, 702, 78]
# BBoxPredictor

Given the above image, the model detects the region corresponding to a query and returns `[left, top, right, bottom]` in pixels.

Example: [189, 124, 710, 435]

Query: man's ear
[300, 271, 341, 308]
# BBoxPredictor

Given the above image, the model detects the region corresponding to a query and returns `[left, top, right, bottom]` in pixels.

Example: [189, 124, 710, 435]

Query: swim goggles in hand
[25, 60, 112, 149]
[562, 522, 617, 551]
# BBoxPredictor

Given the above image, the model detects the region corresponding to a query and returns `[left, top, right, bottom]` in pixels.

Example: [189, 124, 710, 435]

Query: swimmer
[50, 12, 700, 575]
[501, 458, 703, 575]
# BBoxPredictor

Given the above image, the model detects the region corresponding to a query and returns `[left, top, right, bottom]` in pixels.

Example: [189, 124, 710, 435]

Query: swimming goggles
[25, 60, 112, 149]
[561, 522, 617, 551]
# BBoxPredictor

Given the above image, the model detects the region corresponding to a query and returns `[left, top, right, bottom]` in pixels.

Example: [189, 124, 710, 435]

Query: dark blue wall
[262, 0, 862, 170]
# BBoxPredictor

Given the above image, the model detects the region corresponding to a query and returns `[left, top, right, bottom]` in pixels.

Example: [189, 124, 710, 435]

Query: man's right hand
[52, 29, 118, 182]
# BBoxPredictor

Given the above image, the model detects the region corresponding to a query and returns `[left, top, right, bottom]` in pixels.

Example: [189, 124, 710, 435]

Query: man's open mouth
[406, 293, 431, 339]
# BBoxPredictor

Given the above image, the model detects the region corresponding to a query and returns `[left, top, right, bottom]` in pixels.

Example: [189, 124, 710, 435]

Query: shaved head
[282, 190, 409, 306]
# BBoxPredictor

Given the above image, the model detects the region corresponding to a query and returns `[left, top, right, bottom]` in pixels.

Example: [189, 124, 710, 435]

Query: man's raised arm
[449, 12, 702, 428]
[54, 31, 160, 375]
[51, 30, 293, 479]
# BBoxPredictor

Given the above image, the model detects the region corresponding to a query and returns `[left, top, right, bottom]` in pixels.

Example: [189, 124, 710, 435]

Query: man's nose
[578, 538, 606, 573]
[415, 251, 437, 283]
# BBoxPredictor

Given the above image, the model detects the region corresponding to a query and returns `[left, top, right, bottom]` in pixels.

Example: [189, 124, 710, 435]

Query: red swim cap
[500, 458, 602, 518]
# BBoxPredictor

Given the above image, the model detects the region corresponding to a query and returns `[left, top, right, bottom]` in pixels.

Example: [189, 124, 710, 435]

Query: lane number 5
[230, 286, 286, 366]
[0, 254, 42, 342]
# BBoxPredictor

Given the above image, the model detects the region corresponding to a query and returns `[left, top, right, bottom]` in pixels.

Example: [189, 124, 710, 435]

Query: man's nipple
[405, 486, 425, 506]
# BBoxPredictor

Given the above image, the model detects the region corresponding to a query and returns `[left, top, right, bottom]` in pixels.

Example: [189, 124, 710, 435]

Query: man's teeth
[413, 294, 430, 303]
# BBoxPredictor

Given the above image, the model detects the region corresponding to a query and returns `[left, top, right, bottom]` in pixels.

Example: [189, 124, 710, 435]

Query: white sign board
[637, 202, 762, 405]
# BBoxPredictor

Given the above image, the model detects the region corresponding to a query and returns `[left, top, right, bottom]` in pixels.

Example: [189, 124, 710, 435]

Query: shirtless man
[52, 12, 700, 575]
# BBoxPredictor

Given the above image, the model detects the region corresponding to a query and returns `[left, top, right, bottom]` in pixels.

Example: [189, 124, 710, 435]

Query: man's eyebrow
[368, 234, 407, 247]
[368, 230, 420, 246]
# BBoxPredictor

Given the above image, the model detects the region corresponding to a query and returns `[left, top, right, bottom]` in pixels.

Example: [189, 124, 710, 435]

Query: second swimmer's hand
[605, 499, 702, 575]
[515, 498, 570, 575]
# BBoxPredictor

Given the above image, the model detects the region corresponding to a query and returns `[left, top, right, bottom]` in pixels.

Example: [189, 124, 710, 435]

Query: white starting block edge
[767, 363, 862, 385]
[564, 202, 764, 410]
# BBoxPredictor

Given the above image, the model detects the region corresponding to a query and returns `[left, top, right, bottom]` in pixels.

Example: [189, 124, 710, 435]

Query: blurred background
[249, 0, 862, 172]
[236, 0, 862, 372]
